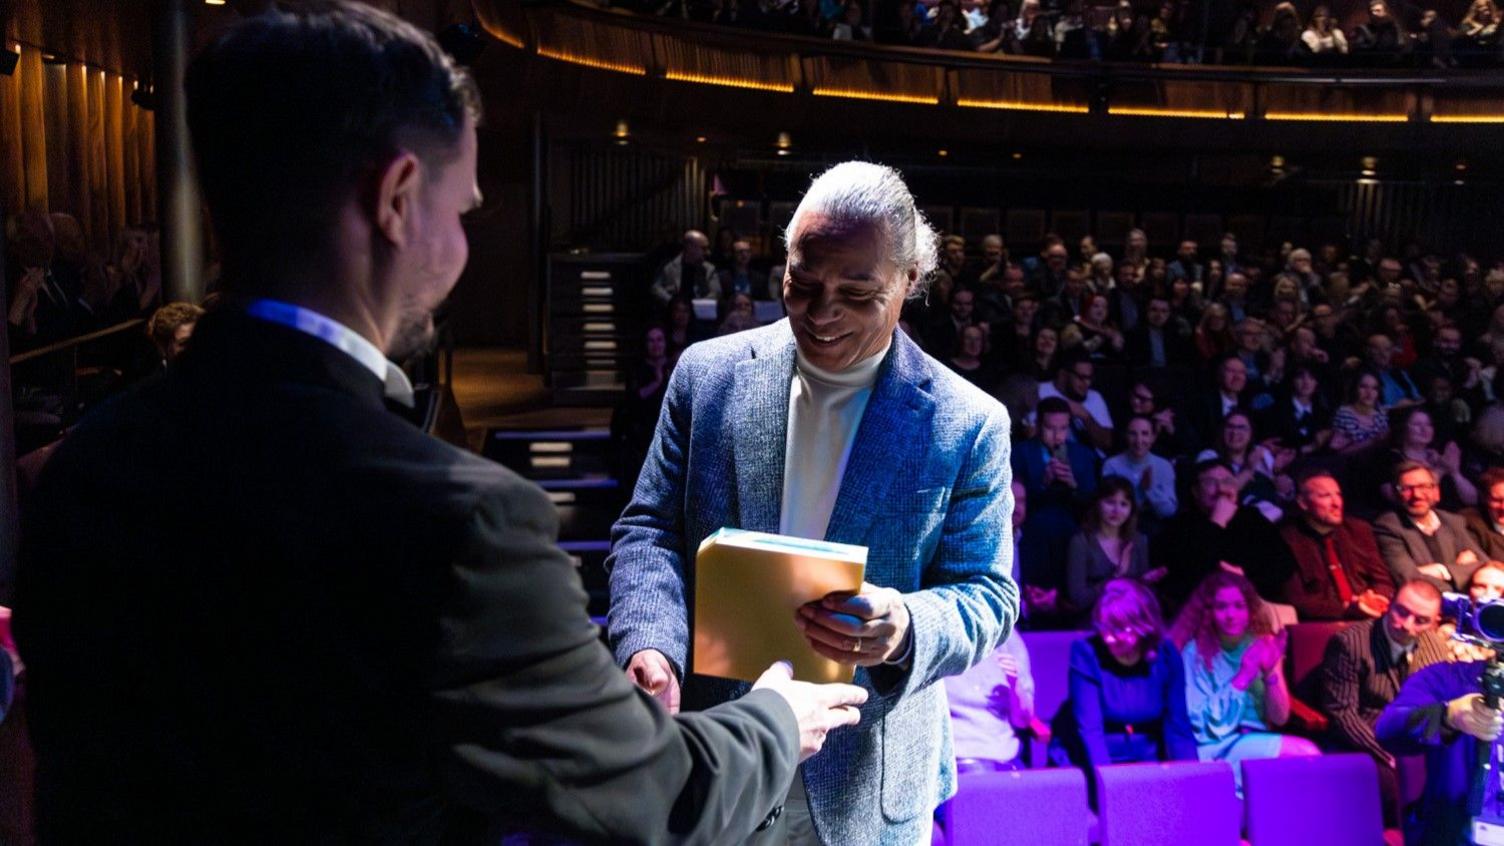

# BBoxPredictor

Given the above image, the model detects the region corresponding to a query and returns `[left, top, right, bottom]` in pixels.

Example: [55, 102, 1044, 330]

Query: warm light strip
[1430, 114, 1504, 124]
[535, 47, 646, 75]
[493, 28, 525, 50]
[663, 71, 794, 93]
[1264, 111, 1409, 123]
[812, 87, 939, 105]
[955, 98, 1090, 114]
[1108, 106, 1245, 119]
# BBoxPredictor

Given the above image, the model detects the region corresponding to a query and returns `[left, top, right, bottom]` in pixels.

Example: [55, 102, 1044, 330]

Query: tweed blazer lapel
[731, 324, 797, 534]
[825, 331, 935, 547]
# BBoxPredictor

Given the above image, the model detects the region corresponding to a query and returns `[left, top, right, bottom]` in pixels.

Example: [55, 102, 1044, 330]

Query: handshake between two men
[626, 582, 911, 760]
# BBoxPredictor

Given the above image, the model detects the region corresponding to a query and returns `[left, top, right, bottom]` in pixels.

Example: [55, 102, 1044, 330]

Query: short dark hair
[1193, 458, 1232, 483]
[1037, 396, 1071, 420]
[1396, 578, 1442, 604]
[1294, 466, 1338, 494]
[1392, 459, 1436, 487]
[186, 2, 480, 285]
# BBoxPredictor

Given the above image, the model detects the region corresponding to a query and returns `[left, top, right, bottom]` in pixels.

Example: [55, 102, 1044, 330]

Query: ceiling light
[1270, 155, 1286, 169]
[775, 131, 792, 150]
[695, 136, 707, 143]
[937, 149, 948, 157]
[1011, 152, 1023, 160]
[613, 119, 629, 140]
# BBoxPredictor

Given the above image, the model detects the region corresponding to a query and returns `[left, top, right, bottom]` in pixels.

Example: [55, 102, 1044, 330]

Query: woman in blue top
[1049, 578, 1198, 770]
[1170, 571, 1319, 781]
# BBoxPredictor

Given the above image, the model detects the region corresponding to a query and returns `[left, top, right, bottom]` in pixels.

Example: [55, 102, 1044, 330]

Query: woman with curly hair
[1170, 572, 1318, 785]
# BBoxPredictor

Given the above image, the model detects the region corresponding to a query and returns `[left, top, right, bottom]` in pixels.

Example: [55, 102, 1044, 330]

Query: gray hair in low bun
[783, 161, 939, 300]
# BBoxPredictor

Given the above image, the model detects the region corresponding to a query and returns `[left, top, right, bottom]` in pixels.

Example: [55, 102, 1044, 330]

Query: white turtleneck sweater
[779, 343, 889, 541]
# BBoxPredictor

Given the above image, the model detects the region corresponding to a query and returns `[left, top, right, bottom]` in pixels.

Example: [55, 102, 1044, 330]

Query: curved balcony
[476, 0, 1504, 153]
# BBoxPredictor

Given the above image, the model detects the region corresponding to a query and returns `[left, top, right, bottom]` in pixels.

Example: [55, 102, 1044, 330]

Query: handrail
[9, 319, 145, 366]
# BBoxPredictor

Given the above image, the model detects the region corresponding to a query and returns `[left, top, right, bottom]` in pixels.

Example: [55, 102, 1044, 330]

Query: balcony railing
[477, 0, 1504, 125]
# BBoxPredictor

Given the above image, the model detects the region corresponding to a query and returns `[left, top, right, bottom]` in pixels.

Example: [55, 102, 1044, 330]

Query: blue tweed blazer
[607, 319, 1018, 845]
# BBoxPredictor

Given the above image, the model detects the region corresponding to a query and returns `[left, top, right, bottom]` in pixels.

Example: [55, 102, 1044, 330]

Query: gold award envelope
[692, 528, 868, 684]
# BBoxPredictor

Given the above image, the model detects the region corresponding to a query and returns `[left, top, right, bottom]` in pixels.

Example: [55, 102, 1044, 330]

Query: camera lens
[1476, 601, 1504, 642]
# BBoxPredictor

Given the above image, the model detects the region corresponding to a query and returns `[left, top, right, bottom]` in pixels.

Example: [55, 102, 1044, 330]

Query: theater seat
[1242, 754, 1383, 846]
[939, 768, 1091, 846]
[1094, 761, 1241, 846]
[1284, 622, 1353, 735]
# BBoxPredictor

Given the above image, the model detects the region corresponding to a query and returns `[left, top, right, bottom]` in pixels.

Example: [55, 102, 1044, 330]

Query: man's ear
[374, 151, 422, 248]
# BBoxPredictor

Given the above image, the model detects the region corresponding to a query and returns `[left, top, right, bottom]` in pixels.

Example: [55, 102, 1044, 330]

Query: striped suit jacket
[607, 319, 1018, 845]
[1320, 618, 1452, 762]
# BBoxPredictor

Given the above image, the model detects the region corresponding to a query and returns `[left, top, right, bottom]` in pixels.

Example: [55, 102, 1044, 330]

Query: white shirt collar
[245, 299, 415, 408]
[1412, 510, 1442, 536]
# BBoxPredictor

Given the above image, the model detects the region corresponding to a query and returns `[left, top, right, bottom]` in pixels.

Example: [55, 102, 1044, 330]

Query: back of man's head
[186, 2, 479, 288]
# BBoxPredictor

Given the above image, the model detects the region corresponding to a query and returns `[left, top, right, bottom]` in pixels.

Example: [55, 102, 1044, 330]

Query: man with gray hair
[609, 160, 1018, 844]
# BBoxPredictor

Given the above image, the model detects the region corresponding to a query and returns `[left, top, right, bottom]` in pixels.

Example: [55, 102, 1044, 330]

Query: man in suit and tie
[1374, 460, 1486, 592]
[1184, 354, 1252, 454]
[608, 161, 1018, 845]
[1321, 579, 1451, 825]
[14, 5, 866, 842]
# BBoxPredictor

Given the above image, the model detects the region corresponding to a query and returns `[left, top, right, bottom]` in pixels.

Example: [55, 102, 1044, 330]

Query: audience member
[1330, 368, 1391, 453]
[944, 633, 1036, 773]
[1154, 460, 1296, 612]
[1374, 460, 1486, 591]
[1048, 579, 1197, 774]
[1036, 352, 1113, 451]
[1378, 658, 1504, 846]
[1065, 477, 1161, 623]
[1013, 396, 1100, 604]
[650, 229, 717, 304]
[1172, 572, 1318, 786]
[146, 302, 205, 369]
[1321, 579, 1450, 824]
[1277, 469, 1396, 621]
[715, 239, 759, 298]
[1461, 466, 1504, 559]
[946, 323, 994, 389]
[1102, 415, 1178, 525]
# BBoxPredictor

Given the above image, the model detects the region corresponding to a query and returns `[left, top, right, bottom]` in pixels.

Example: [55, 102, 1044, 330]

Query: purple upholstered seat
[1018, 629, 1092, 762]
[1094, 761, 1241, 846]
[1242, 753, 1384, 846]
[938, 768, 1091, 846]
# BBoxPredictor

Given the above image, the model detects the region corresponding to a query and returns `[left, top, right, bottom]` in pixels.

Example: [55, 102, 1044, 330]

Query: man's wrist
[884, 617, 915, 668]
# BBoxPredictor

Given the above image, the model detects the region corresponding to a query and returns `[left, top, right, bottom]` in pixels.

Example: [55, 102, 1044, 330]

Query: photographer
[1377, 659, 1504, 846]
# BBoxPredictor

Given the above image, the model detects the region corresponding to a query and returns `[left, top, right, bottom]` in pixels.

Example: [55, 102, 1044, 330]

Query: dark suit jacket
[1372, 508, 1486, 592]
[14, 310, 797, 844]
[1123, 324, 1192, 369]
[1460, 507, 1504, 562]
[1278, 518, 1395, 621]
[1320, 619, 1451, 763]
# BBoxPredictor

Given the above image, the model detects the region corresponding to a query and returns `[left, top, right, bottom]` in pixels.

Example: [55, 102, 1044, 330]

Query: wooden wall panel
[0, 53, 23, 215]
[0, 44, 156, 253]
[17, 46, 47, 211]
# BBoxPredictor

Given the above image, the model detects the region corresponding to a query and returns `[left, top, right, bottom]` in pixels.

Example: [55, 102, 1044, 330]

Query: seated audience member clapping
[1278, 469, 1396, 621]
[1102, 415, 1177, 526]
[1065, 477, 1164, 624]
[1126, 380, 1191, 459]
[944, 633, 1036, 773]
[1374, 460, 1486, 592]
[1171, 572, 1319, 783]
[1048, 579, 1198, 770]
[1384, 405, 1478, 511]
